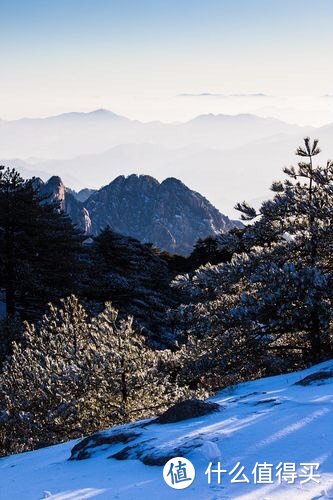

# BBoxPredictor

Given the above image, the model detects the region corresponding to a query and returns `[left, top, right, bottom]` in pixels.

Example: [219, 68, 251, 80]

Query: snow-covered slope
[1, 361, 333, 500]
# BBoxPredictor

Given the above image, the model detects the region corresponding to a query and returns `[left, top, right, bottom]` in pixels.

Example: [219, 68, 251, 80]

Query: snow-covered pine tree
[170, 249, 276, 385]
[169, 139, 333, 379]
[0, 296, 192, 456]
[235, 138, 333, 361]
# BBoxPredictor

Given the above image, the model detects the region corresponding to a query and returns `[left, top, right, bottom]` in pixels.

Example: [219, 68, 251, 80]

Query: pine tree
[236, 138, 333, 361]
[0, 166, 84, 326]
[0, 167, 31, 317]
[84, 227, 180, 346]
[0, 296, 192, 456]
[170, 139, 333, 372]
[189, 235, 233, 269]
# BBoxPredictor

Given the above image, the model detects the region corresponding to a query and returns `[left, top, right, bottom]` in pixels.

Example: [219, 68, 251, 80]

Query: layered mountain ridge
[36, 174, 239, 255]
[0, 109, 306, 159]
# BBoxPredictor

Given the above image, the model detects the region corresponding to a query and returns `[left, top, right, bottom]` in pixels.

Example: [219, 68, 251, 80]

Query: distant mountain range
[35, 174, 240, 255]
[1, 109, 333, 217]
[0, 109, 307, 159]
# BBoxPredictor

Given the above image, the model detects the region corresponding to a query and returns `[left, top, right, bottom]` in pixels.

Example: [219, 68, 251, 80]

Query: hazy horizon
[1, 0, 333, 126]
[0, 104, 332, 128]
[1, 0, 333, 218]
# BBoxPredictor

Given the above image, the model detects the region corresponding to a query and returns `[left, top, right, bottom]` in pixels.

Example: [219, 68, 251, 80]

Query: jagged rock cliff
[84, 174, 238, 255]
[35, 176, 92, 234]
[36, 174, 239, 255]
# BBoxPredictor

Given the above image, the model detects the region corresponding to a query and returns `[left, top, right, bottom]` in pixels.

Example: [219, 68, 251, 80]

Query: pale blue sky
[0, 0, 332, 123]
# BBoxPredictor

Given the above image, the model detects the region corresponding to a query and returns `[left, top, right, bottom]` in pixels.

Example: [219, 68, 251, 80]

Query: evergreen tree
[236, 138, 333, 361]
[170, 138, 333, 371]
[189, 235, 233, 269]
[0, 167, 31, 318]
[0, 166, 84, 326]
[84, 227, 180, 346]
[0, 296, 193, 456]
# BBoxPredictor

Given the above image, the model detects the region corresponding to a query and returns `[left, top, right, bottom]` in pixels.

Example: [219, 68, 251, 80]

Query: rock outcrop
[84, 174, 239, 255]
[36, 173, 240, 255]
[36, 176, 92, 234]
[156, 399, 220, 424]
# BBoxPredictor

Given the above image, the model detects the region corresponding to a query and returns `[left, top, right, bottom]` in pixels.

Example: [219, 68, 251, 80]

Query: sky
[1, 0, 333, 125]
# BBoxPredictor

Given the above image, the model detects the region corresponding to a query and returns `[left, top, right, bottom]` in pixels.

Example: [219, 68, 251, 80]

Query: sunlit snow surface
[1, 360, 333, 499]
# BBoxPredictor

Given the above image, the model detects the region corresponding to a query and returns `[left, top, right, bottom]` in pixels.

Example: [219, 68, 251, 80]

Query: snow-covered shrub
[0, 296, 192, 456]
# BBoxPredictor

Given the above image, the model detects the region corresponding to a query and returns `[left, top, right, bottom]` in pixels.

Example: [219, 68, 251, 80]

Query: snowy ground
[1, 360, 333, 500]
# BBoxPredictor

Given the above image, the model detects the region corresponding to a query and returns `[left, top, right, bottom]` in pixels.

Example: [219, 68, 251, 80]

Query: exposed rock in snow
[156, 399, 220, 424]
[295, 369, 333, 386]
[69, 429, 142, 461]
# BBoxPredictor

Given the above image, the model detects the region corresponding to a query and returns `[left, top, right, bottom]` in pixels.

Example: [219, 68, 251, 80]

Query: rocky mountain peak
[84, 174, 239, 255]
[111, 174, 159, 189]
[36, 176, 91, 234]
[44, 176, 66, 204]
[37, 173, 240, 255]
[160, 177, 185, 188]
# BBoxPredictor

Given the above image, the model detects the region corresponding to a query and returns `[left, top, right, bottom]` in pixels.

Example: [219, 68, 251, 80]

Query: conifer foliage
[84, 227, 178, 345]
[0, 166, 83, 324]
[0, 296, 190, 456]
[171, 138, 333, 380]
